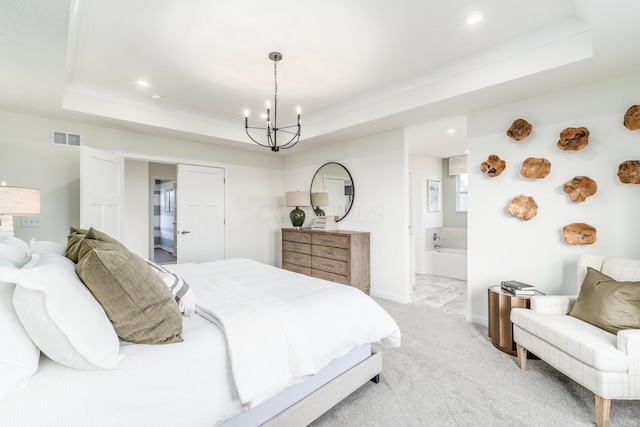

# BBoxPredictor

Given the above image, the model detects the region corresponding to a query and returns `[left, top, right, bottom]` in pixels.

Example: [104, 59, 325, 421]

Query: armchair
[510, 254, 640, 427]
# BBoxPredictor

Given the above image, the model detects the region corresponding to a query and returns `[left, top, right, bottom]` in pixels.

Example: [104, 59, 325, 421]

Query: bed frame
[265, 351, 382, 426]
[222, 349, 382, 426]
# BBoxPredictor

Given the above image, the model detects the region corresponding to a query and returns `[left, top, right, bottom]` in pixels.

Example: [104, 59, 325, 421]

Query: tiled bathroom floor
[411, 274, 467, 317]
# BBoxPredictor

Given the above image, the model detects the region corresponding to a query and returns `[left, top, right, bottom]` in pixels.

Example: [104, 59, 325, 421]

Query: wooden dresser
[282, 228, 370, 294]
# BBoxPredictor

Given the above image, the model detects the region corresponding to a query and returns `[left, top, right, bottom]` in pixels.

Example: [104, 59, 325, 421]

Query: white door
[176, 164, 225, 263]
[80, 146, 124, 240]
[324, 177, 345, 218]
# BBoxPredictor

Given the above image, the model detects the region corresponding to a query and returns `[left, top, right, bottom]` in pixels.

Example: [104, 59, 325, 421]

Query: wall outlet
[21, 216, 42, 227]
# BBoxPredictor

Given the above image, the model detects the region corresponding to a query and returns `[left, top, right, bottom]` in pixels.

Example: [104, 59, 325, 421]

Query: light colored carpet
[311, 298, 639, 426]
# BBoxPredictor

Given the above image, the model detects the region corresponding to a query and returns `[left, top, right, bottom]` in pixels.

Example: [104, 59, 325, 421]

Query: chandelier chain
[273, 60, 278, 126]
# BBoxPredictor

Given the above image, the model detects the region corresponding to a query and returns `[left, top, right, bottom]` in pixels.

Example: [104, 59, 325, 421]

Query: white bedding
[0, 258, 400, 427]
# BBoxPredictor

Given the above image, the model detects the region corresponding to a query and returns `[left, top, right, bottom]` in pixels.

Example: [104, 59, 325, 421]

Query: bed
[0, 231, 401, 426]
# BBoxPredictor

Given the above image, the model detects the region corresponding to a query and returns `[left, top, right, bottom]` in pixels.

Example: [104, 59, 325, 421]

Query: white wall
[409, 153, 442, 273]
[0, 110, 285, 266]
[124, 159, 149, 257]
[468, 71, 640, 326]
[284, 129, 411, 303]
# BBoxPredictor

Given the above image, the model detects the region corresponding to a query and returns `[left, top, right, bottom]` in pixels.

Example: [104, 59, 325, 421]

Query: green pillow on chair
[570, 267, 640, 334]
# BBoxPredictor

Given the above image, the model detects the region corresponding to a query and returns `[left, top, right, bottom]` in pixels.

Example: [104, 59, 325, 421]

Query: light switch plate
[21, 216, 42, 227]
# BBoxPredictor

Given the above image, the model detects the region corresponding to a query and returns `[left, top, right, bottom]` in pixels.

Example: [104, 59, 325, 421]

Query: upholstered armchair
[511, 254, 640, 427]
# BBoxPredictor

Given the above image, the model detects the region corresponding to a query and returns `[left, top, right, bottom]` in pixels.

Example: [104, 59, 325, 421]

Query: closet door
[176, 164, 225, 263]
[80, 146, 124, 240]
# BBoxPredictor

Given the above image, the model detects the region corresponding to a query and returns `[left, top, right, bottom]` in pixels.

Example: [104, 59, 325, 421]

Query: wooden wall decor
[508, 195, 538, 220]
[481, 155, 506, 177]
[563, 176, 597, 202]
[506, 119, 532, 140]
[563, 223, 597, 245]
[520, 157, 551, 179]
[624, 105, 640, 130]
[618, 160, 640, 184]
[557, 127, 589, 151]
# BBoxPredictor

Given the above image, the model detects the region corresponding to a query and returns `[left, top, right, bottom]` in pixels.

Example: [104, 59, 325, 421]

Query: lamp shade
[285, 191, 310, 207]
[0, 184, 41, 215]
[311, 192, 329, 206]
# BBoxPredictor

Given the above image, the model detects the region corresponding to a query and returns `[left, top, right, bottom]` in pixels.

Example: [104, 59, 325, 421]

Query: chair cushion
[601, 257, 640, 282]
[511, 308, 628, 372]
[570, 267, 640, 334]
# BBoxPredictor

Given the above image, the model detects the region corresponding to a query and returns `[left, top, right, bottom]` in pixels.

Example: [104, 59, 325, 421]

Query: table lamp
[0, 181, 41, 238]
[311, 192, 329, 216]
[285, 191, 310, 228]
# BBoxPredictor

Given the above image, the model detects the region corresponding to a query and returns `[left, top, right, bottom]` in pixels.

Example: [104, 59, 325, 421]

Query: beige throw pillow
[569, 267, 640, 334]
[75, 230, 183, 344]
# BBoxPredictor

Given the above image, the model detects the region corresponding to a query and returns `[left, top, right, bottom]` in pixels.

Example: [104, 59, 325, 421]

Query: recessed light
[137, 79, 149, 87]
[466, 13, 482, 25]
[446, 128, 456, 134]
[150, 93, 163, 100]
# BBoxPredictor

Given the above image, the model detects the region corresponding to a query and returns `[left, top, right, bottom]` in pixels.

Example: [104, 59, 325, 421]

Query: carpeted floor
[311, 297, 639, 427]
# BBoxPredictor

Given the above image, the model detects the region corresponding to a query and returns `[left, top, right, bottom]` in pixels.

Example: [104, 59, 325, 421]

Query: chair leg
[516, 344, 527, 370]
[595, 395, 610, 427]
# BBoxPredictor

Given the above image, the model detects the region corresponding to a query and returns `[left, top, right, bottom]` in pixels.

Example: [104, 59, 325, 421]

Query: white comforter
[0, 258, 400, 427]
[167, 258, 401, 409]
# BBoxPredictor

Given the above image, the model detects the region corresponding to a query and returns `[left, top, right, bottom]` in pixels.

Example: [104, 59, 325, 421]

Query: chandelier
[244, 52, 301, 152]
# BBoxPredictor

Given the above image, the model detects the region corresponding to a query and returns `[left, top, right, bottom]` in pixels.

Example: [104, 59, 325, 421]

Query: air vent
[51, 130, 82, 147]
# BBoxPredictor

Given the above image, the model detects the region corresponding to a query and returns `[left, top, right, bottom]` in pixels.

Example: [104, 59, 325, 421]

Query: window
[456, 173, 468, 212]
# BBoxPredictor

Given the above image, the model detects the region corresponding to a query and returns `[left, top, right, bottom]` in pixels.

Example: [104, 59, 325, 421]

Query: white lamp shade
[0, 185, 41, 215]
[285, 191, 310, 207]
[311, 192, 329, 206]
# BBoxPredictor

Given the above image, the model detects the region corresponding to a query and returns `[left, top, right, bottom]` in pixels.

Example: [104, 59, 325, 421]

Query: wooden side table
[487, 285, 535, 356]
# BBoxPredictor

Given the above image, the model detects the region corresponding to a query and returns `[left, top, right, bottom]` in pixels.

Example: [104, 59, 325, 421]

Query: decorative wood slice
[506, 119, 533, 141]
[520, 157, 551, 179]
[508, 195, 538, 221]
[563, 223, 597, 245]
[481, 155, 506, 177]
[563, 176, 597, 202]
[618, 160, 640, 184]
[557, 127, 589, 151]
[624, 105, 640, 130]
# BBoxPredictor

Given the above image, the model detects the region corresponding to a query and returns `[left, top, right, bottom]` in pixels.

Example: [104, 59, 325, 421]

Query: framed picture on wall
[427, 180, 440, 212]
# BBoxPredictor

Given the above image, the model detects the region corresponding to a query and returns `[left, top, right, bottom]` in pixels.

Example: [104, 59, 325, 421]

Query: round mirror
[309, 162, 354, 222]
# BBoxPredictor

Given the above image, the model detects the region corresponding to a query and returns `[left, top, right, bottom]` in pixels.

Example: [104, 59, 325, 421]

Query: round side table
[487, 285, 534, 356]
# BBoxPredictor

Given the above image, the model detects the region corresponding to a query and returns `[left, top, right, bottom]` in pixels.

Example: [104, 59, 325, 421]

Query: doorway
[153, 178, 177, 264]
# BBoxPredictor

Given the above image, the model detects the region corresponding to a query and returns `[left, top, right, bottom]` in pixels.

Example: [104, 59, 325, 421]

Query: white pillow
[0, 281, 40, 399]
[0, 253, 128, 370]
[147, 261, 196, 316]
[0, 237, 29, 267]
[27, 238, 66, 256]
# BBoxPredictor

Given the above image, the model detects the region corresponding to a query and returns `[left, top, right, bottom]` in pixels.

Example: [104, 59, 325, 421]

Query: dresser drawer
[312, 244, 348, 261]
[312, 256, 348, 275]
[283, 240, 311, 255]
[283, 250, 311, 267]
[312, 233, 349, 249]
[283, 262, 312, 276]
[283, 230, 311, 244]
[311, 269, 348, 285]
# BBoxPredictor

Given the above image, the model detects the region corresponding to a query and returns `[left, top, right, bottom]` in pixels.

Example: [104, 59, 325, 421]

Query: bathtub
[424, 248, 467, 280]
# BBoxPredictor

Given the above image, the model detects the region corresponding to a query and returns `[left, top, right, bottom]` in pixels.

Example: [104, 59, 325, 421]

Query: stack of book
[311, 216, 337, 230]
[500, 280, 536, 296]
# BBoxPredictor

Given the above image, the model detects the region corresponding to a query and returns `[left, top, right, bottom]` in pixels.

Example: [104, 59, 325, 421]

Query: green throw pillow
[569, 267, 640, 334]
[75, 233, 183, 344]
[76, 227, 126, 262]
[65, 227, 88, 263]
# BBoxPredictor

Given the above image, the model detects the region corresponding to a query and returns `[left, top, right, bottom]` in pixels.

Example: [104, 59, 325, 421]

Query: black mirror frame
[309, 162, 354, 222]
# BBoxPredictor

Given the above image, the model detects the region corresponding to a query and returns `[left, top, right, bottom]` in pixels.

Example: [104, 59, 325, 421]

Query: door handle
[180, 230, 191, 234]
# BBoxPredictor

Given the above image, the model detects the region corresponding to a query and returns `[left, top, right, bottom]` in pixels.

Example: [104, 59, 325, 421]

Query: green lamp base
[314, 206, 325, 216]
[290, 207, 305, 227]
